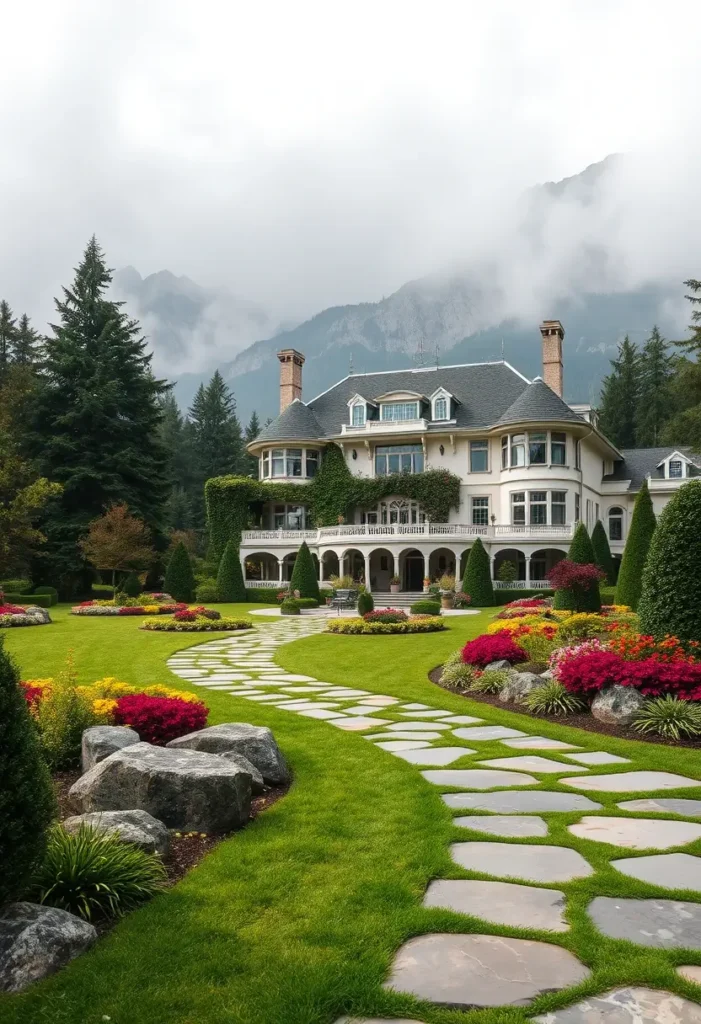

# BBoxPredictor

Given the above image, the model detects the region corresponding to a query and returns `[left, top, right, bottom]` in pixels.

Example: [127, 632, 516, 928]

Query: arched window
[608, 506, 623, 541]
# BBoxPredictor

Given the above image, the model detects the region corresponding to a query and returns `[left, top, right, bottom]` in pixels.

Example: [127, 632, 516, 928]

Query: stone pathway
[167, 618, 701, 1021]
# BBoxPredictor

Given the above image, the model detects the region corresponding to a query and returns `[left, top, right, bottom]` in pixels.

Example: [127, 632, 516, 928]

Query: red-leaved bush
[557, 648, 701, 699]
[557, 649, 628, 694]
[547, 559, 606, 592]
[117, 606, 147, 615]
[363, 609, 408, 623]
[174, 609, 198, 622]
[114, 694, 207, 744]
[462, 633, 528, 668]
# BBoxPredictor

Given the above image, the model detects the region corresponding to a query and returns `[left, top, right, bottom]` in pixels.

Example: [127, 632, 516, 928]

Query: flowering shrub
[173, 609, 198, 622]
[557, 613, 608, 643]
[548, 559, 606, 612]
[140, 616, 253, 632]
[504, 597, 551, 610]
[461, 633, 528, 668]
[608, 631, 699, 664]
[557, 649, 628, 694]
[549, 639, 610, 679]
[326, 616, 445, 635]
[71, 601, 186, 617]
[556, 645, 701, 699]
[0, 603, 26, 615]
[453, 591, 472, 609]
[113, 694, 207, 744]
[362, 609, 408, 623]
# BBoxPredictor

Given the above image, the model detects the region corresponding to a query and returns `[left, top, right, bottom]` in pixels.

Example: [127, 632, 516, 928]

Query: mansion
[242, 322, 700, 596]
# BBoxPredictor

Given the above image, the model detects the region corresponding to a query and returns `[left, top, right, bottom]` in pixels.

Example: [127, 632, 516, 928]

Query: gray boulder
[81, 725, 140, 772]
[167, 724, 289, 785]
[540, 670, 554, 680]
[69, 742, 251, 833]
[62, 809, 170, 855]
[217, 752, 266, 794]
[0, 903, 97, 993]
[484, 659, 513, 672]
[591, 685, 644, 726]
[499, 671, 547, 704]
[24, 606, 51, 624]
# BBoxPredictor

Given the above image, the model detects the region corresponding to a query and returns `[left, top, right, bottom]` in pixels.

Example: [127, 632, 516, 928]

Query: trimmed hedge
[462, 537, 494, 607]
[616, 478, 656, 610]
[591, 519, 616, 586]
[246, 588, 281, 603]
[326, 616, 445, 635]
[357, 592, 374, 615]
[122, 572, 142, 598]
[141, 617, 253, 632]
[493, 589, 554, 605]
[0, 579, 32, 593]
[281, 598, 301, 615]
[33, 586, 59, 606]
[2, 593, 52, 608]
[289, 541, 320, 601]
[164, 542, 195, 604]
[553, 523, 601, 612]
[410, 599, 442, 615]
[217, 540, 247, 603]
[195, 578, 219, 603]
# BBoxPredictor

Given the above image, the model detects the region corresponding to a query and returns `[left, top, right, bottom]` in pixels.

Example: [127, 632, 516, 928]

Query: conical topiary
[591, 519, 616, 587]
[163, 541, 195, 603]
[0, 636, 55, 905]
[462, 537, 494, 607]
[615, 479, 656, 610]
[122, 571, 142, 598]
[553, 522, 601, 611]
[289, 541, 320, 601]
[638, 480, 701, 642]
[217, 540, 247, 603]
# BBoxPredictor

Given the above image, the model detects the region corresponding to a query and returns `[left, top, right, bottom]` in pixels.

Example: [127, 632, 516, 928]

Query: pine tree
[598, 336, 640, 448]
[289, 540, 320, 601]
[635, 326, 674, 446]
[591, 519, 615, 586]
[0, 636, 55, 905]
[164, 541, 195, 602]
[216, 539, 246, 602]
[243, 411, 261, 477]
[462, 537, 494, 607]
[0, 300, 17, 376]
[12, 313, 42, 366]
[678, 279, 701, 357]
[188, 372, 244, 527]
[27, 238, 169, 592]
[554, 523, 601, 611]
[615, 478, 656, 610]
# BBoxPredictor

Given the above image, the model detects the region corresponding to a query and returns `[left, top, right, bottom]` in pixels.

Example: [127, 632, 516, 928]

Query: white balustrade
[241, 522, 572, 545]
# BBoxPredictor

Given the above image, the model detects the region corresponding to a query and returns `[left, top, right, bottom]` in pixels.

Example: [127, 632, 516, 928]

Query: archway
[369, 548, 395, 591]
[244, 551, 279, 583]
[321, 551, 339, 582]
[398, 548, 425, 591]
[529, 548, 566, 583]
[281, 552, 297, 582]
[493, 548, 525, 584]
[340, 548, 364, 583]
[459, 548, 471, 580]
[428, 547, 456, 582]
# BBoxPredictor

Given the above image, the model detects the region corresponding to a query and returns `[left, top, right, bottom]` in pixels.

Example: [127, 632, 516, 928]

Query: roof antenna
[435, 340, 440, 368]
[417, 336, 425, 367]
[501, 337, 505, 360]
[349, 351, 354, 376]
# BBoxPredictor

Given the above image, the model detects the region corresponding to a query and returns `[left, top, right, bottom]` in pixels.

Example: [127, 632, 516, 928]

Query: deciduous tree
[79, 503, 154, 588]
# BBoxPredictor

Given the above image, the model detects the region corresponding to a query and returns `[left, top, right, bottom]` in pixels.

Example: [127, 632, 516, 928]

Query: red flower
[363, 609, 408, 623]
[0, 604, 26, 615]
[113, 694, 207, 745]
[461, 633, 528, 668]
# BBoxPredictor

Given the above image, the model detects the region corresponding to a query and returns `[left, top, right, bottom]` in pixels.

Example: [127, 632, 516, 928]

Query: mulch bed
[429, 666, 701, 750]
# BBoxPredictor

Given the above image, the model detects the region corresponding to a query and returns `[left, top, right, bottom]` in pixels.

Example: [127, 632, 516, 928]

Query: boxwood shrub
[281, 598, 301, 616]
[2, 593, 52, 608]
[33, 586, 59, 606]
[410, 599, 442, 615]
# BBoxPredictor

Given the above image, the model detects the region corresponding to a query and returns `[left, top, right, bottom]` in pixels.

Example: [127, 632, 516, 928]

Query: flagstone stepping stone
[454, 815, 548, 838]
[272, 701, 340, 710]
[563, 751, 630, 765]
[399, 710, 452, 719]
[424, 879, 568, 931]
[357, 696, 400, 706]
[375, 741, 432, 752]
[451, 842, 593, 882]
[477, 756, 584, 774]
[386, 721, 452, 731]
[452, 726, 527, 741]
[532, 986, 701, 1022]
[677, 966, 701, 984]
[619, 798, 701, 817]
[342, 706, 392, 716]
[252, 674, 316, 683]
[564, 771, 701, 793]
[367, 731, 444, 741]
[443, 791, 602, 813]
[331, 717, 392, 731]
[229, 689, 264, 696]
[243, 694, 285, 701]
[282, 685, 330, 692]
[439, 715, 483, 725]
[501, 737, 579, 751]
[392, 747, 476, 766]
[422, 769, 537, 789]
[612, 853, 701, 889]
[401, 703, 431, 710]
[569, 817, 701, 850]
[588, 896, 701, 949]
[318, 689, 370, 697]
[383, 933, 590, 1008]
[296, 709, 346, 720]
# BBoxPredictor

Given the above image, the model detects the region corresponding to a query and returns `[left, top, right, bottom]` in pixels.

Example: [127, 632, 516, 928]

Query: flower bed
[140, 616, 253, 632]
[72, 600, 186, 616]
[0, 602, 52, 627]
[327, 615, 445, 635]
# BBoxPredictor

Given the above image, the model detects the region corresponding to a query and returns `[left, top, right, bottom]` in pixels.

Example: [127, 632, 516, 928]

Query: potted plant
[423, 576, 431, 593]
[438, 574, 456, 609]
[389, 574, 401, 594]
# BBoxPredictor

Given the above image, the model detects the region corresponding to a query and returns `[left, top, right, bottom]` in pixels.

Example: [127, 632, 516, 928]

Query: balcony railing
[241, 522, 575, 545]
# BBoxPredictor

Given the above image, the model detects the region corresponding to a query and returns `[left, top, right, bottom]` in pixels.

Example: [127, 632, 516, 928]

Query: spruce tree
[462, 537, 494, 607]
[0, 636, 55, 905]
[12, 314, 42, 366]
[615, 478, 656, 610]
[638, 480, 701, 643]
[216, 539, 247, 602]
[188, 372, 244, 526]
[164, 541, 195, 602]
[289, 541, 320, 601]
[636, 326, 674, 446]
[598, 336, 640, 448]
[553, 523, 601, 611]
[244, 411, 261, 477]
[0, 300, 17, 376]
[591, 519, 615, 586]
[679, 278, 701, 357]
[28, 238, 169, 592]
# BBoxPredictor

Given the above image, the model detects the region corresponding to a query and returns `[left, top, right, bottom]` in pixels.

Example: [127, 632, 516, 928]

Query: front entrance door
[404, 553, 424, 591]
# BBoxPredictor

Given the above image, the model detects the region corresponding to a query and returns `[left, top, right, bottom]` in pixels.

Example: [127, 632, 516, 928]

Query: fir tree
[615, 478, 656, 610]
[164, 541, 195, 602]
[553, 523, 601, 611]
[678, 278, 701, 357]
[598, 336, 640, 448]
[635, 326, 674, 446]
[462, 537, 494, 607]
[216, 539, 246, 602]
[591, 519, 616, 586]
[243, 411, 261, 477]
[12, 313, 42, 366]
[0, 300, 17, 376]
[28, 238, 169, 592]
[189, 372, 244, 526]
[289, 540, 320, 601]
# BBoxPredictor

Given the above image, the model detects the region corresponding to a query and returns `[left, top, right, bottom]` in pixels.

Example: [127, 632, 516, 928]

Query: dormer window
[429, 387, 454, 422]
[434, 397, 447, 421]
[348, 394, 372, 427]
[669, 459, 683, 478]
[380, 401, 419, 422]
[352, 404, 365, 427]
[657, 451, 691, 480]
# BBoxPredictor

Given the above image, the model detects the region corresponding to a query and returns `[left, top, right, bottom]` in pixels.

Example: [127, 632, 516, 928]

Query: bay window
[305, 450, 319, 477]
[375, 444, 424, 476]
[551, 432, 567, 465]
[261, 447, 320, 479]
[529, 491, 548, 525]
[528, 433, 547, 465]
[551, 491, 567, 525]
[510, 433, 526, 467]
[511, 492, 526, 525]
[286, 448, 303, 477]
[271, 449, 285, 477]
[511, 489, 569, 526]
[501, 431, 569, 468]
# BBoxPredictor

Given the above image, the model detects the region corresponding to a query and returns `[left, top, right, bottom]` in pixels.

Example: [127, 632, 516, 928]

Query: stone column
[364, 553, 371, 592]
[524, 556, 531, 589]
[277, 558, 284, 584]
[422, 552, 429, 584]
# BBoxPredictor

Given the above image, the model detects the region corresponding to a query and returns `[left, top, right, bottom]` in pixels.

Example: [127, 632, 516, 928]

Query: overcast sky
[1, 0, 700, 336]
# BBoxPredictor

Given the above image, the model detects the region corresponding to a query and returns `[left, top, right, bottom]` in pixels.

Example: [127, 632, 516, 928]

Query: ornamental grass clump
[37, 656, 100, 770]
[439, 662, 478, 691]
[633, 695, 701, 740]
[523, 681, 586, 716]
[461, 633, 528, 668]
[468, 669, 510, 694]
[32, 825, 167, 922]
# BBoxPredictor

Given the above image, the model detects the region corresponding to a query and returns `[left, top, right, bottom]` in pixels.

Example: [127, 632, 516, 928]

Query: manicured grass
[2, 606, 701, 1023]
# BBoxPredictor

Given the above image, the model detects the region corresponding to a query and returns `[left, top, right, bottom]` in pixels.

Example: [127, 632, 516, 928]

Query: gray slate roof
[604, 446, 701, 489]
[255, 399, 324, 443]
[495, 378, 586, 427]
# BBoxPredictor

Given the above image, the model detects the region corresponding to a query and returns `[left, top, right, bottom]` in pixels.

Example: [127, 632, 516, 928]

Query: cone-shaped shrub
[357, 591, 374, 616]
[638, 480, 701, 643]
[0, 636, 55, 905]
[462, 537, 494, 607]
[591, 519, 615, 586]
[216, 540, 246, 603]
[289, 541, 320, 601]
[553, 522, 601, 611]
[121, 571, 142, 598]
[163, 542, 195, 603]
[616, 479, 656, 610]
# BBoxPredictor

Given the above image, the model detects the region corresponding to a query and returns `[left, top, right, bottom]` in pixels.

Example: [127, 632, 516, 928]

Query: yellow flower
[92, 698, 118, 721]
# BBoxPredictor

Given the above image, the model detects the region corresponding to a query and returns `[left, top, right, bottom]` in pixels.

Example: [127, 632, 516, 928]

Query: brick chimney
[278, 348, 305, 412]
[540, 320, 564, 397]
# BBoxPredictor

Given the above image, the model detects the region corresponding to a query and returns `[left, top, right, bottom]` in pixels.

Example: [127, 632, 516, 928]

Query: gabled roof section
[495, 377, 586, 427]
[347, 393, 376, 407]
[656, 449, 693, 467]
[254, 399, 324, 444]
[604, 446, 701, 488]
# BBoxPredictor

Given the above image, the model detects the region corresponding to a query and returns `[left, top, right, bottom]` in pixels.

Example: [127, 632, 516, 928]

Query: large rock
[499, 671, 547, 704]
[167, 724, 289, 785]
[24, 606, 51, 624]
[484, 659, 512, 672]
[591, 685, 645, 726]
[69, 742, 252, 833]
[217, 752, 266, 794]
[62, 809, 170, 855]
[0, 903, 97, 993]
[81, 725, 140, 772]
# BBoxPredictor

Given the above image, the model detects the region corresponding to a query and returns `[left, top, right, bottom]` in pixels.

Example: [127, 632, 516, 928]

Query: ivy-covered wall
[205, 444, 461, 562]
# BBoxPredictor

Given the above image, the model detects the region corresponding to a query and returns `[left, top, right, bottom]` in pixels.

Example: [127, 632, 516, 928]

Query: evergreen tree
[591, 519, 616, 586]
[635, 326, 674, 446]
[27, 238, 169, 592]
[554, 523, 601, 611]
[216, 539, 246, 602]
[462, 537, 494, 607]
[189, 372, 244, 526]
[243, 411, 261, 477]
[289, 540, 321, 601]
[158, 393, 196, 530]
[615, 478, 656, 610]
[164, 487, 192, 531]
[0, 635, 55, 905]
[0, 300, 17, 376]
[12, 314, 42, 366]
[598, 336, 640, 448]
[678, 278, 701, 357]
[662, 281, 701, 446]
[164, 541, 195, 602]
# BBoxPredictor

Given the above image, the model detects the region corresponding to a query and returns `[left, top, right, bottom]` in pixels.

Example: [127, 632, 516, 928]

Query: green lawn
[2, 606, 701, 1023]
